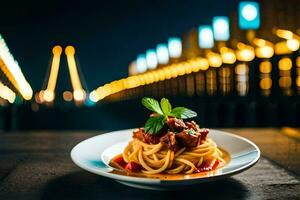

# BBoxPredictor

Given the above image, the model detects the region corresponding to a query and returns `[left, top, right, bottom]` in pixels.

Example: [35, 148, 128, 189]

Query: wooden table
[0, 128, 299, 199]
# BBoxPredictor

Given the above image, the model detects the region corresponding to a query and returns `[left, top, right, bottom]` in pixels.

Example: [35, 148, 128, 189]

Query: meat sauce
[133, 118, 209, 152]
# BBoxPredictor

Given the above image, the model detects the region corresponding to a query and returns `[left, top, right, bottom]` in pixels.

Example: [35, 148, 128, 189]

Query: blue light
[156, 44, 169, 64]
[85, 97, 96, 106]
[238, 1, 260, 30]
[198, 25, 214, 48]
[168, 37, 182, 58]
[136, 54, 147, 73]
[213, 16, 230, 41]
[146, 49, 158, 69]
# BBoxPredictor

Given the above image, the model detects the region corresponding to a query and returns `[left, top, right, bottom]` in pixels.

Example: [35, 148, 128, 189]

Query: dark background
[0, 0, 239, 93]
[2, 0, 299, 131]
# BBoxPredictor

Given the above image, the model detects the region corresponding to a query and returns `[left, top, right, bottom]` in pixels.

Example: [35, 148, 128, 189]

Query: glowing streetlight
[146, 49, 158, 69]
[0, 34, 33, 100]
[156, 44, 169, 65]
[238, 1, 260, 30]
[65, 46, 86, 102]
[136, 54, 147, 73]
[168, 37, 182, 58]
[198, 26, 214, 49]
[212, 16, 230, 41]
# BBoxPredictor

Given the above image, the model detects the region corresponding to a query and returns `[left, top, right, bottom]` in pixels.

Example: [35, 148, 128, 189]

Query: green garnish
[142, 97, 197, 134]
[188, 129, 196, 135]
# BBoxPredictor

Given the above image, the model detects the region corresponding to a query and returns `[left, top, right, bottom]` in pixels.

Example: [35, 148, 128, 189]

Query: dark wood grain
[0, 129, 299, 200]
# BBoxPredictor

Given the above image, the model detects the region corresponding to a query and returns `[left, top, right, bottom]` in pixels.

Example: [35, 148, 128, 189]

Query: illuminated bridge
[0, 0, 300, 130]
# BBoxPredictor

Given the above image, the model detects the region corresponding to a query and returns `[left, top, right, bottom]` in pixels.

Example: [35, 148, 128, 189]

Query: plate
[71, 129, 260, 190]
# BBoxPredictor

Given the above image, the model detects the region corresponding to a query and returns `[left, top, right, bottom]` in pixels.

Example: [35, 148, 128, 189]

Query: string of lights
[89, 1, 300, 103]
[0, 34, 33, 103]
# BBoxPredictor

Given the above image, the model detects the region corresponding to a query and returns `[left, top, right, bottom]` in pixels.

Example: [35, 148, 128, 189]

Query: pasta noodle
[122, 138, 224, 174]
[110, 98, 228, 175]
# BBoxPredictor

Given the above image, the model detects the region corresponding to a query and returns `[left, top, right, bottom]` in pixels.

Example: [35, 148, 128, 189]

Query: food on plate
[110, 97, 227, 175]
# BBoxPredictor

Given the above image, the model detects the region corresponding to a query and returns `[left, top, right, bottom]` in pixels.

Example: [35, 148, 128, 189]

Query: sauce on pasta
[109, 149, 230, 180]
[107, 97, 230, 178]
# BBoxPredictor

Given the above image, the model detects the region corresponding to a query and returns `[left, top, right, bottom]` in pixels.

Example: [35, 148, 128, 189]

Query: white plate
[71, 129, 260, 190]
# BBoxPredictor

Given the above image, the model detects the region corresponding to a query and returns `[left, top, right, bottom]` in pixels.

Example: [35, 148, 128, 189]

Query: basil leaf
[142, 97, 163, 115]
[170, 107, 197, 119]
[144, 116, 166, 134]
[160, 98, 172, 116]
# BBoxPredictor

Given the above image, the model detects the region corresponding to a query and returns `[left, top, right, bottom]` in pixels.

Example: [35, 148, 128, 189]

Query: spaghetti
[121, 136, 224, 174]
[110, 97, 226, 175]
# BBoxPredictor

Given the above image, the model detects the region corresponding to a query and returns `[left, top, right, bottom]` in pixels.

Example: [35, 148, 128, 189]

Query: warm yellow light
[253, 38, 267, 47]
[235, 63, 249, 75]
[0, 81, 16, 103]
[176, 63, 186, 76]
[279, 76, 292, 88]
[157, 69, 166, 81]
[43, 90, 55, 102]
[274, 41, 292, 55]
[38, 90, 44, 103]
[220, 47, 236, 64]
[163, 68, 172, 79]
[276, 29, 293, 40]
[63, 91, 73, 102]
[0, 34, 33, 100]
[188, 59, 200, 72]
[260, 78, 272, 90]
[45, 45, 62, 100]
[170, 65, 179, 78]
[255, 46, 274, 58]
[73, 89, 86, 101]
[296, 57, 300, 67]
[278, 57, 292, 71]
[198, 58, 209, 70]
[286, 39, 300, 51]
[206, 51, 222, 67]
[296, 76, 300, 87]
[52, 45, 62, 55]
[219, 67, 231, 78]
[236, 43, 255, 62]
[259, 61, 272, 73]
[182, 62, 192, 74]
[128, 61, 138, 76]
[65, 46, 85, 101]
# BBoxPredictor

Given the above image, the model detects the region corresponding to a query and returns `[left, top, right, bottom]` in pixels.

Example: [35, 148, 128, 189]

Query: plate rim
[71, 129, 261, 183]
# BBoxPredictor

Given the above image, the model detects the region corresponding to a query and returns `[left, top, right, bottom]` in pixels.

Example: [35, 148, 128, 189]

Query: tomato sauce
[109, 148, 230, 180]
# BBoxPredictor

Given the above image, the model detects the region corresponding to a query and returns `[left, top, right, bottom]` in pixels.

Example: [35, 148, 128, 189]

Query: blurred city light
[43, 90, 55, 102]
[73, 89, 86, 101]
[253, 38, 274, 58]
[0, 81, 16, 103]
[279, 57, 292, 71]
[145, 49, 158, 69]
[0, 34, 33, 100]
[128, 61, 138, 76]
[220, 47, 236, 64]
[63, 91, 73, 102]
[198, 26, 214, 48]
[238, 1, 260, 30]
[136, 54, 147, 73]
[44, 45, 62, 102]
[286, 39, 300, 51]
[156, 44, 169, 65]
[236, 42, 255, 61]
[212, 16, 230, 41]
[65, 46, 86, 102]
[168, 37, 182, 58]
[207, 51, 222, 67]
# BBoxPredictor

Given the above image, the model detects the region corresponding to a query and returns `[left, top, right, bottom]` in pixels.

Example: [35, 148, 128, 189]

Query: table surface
[0, 128, 299, 200]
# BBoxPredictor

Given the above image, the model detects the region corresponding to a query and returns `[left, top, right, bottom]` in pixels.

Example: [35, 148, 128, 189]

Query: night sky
[0, 0, 239, 93]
